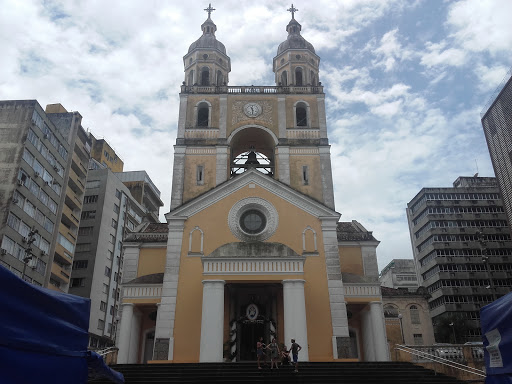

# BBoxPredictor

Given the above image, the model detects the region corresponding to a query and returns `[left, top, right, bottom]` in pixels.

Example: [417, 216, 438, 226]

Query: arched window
[188, 70, 194, 86]
[384, 305, 399, 318]
[200, 67, 210, 86]
[310, 70, 316, 86]
[410, 305, 420, 324]
[197, 102, 209, 127]
[217, 70, 223, 86]
[281, 71, 288, 86]
[295, 67, 303, 86]
[296, 102, 307, 127]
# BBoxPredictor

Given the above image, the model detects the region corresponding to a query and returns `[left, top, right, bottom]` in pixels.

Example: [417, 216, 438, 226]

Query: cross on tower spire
[287, 4, 298, 19]
[204, 3, 215, 18]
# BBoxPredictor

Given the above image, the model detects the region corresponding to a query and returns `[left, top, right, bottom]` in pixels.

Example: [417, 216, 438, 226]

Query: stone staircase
[89, 361, 470, 383]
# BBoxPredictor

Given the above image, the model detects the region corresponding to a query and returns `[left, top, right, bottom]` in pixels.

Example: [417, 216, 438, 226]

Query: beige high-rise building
[0, 100, 91, 292]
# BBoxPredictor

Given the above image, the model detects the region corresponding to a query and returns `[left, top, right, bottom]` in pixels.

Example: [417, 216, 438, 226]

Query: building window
[81, 210, 96, 220]
[197, 102, 209, 127]
[78, 226, 93, 236]
[107, 323, 112, 334]
[114, 204, 120, 213]
[100, 301, 107, 312]
[410, 305, 421, 324]
[7, 213, 20, 231]
[302, 165, 309, 185]
[383, 305, 399, 318]
[102, 283, 109, 294]
[112, 219, 117, 228]
[413, 334, 423, 345]
[295, 67, 303, 86]
[110, 234, 115, 244]
[70, 277, 85, 287]
[295, 102, 308, 127]
[97, 319, 105, 331]
[281, 71, 287, 86]
[84, 195, 98, 204]
[72, 260, 88, 269]
[200, 67, 209, 86]
[105, 266, 111, 277]
[108, 250, 113, 260]
[115, 189, 121, 199]
[196, 165, 204, 185]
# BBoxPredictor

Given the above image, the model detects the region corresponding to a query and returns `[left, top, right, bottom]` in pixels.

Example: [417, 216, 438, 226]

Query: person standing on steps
[256, 336, 266, 370]
[290, 338, 302, 373]
[267, 338, 280, 370]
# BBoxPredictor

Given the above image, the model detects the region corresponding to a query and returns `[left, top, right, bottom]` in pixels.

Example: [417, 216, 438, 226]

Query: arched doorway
[227, 126, 277, 177]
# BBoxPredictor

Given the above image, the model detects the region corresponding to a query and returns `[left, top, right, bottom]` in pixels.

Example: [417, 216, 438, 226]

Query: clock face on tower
[243, 102, 262, 118]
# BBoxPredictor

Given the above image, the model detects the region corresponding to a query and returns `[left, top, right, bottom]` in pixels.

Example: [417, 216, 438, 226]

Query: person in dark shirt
[290, 338, 302, 373]
[256, 336, 266, 370]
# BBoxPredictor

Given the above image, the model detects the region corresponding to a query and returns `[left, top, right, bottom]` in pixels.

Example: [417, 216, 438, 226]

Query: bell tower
[273, 4, 320, 87]
[170, 4, 335, 211]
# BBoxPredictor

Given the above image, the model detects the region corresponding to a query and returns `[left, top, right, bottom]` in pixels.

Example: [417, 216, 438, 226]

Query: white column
[283, 279, 309, 361]
[117, 303, 134, 364]
[369, 301, 390, 361]
[199, 280, 225, 362]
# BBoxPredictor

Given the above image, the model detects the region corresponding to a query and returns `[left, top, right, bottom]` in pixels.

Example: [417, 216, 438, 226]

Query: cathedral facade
[117, 7, 389, 364]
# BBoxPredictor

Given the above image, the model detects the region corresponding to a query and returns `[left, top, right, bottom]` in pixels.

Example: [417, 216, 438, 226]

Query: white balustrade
[202, 258, 304, 275]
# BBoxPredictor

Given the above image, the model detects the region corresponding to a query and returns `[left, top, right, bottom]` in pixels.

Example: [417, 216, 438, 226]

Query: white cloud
[447, 0, 512, 55]
[0, 0, 506, 272]
[420, 41, 466, 68]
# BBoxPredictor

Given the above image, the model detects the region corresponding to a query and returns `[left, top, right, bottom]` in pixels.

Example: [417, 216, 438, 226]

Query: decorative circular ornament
[228, 197, 278, 242]
[246, 303, 259, 321]
[243, 102, 262, 118]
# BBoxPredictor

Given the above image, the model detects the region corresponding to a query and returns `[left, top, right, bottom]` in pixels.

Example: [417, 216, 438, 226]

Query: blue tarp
[0, 265, 124, 383]
[481, 291, 512, 384]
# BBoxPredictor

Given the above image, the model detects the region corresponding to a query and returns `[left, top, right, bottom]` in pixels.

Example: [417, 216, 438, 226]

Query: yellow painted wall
[339, 246, 364, 275]
[182, 155, 217, 203]
[137, 247, 167, 277]
[172, 183, 335, 362]
[289, 154, 324, 202]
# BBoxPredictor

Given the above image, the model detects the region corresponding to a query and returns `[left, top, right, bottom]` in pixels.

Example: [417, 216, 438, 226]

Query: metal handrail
[395, 344, 486, 378]
[95, 346, 119, 357]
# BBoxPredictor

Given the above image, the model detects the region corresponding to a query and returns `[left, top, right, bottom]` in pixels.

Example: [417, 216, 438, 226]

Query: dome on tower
[277, 18, 315, 55]
[188, 17, 226, 54]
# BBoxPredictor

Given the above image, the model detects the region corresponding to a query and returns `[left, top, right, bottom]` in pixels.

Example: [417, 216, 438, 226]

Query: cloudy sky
[1, 0, 511, 271]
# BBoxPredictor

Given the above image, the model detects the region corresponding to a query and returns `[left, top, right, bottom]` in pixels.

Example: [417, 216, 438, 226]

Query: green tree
[433, 313, 471, 344]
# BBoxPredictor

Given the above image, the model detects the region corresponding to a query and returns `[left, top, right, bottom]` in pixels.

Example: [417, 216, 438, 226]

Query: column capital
[282, 279, 306, 285]
[121, 302, 135, 308]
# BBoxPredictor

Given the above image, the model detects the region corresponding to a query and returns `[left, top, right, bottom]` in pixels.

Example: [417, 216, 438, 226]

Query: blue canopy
[481, 291, 512, 384]
[0, 265, 123, 383]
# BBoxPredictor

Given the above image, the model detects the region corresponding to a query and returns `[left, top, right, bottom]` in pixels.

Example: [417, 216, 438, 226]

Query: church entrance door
[226, 283, 282, 362]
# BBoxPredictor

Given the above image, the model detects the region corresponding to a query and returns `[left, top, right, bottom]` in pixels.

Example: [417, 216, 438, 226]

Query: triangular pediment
[165, 169, 340, 219]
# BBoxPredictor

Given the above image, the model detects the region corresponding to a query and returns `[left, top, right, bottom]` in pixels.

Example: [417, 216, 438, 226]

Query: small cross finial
[204, 3, 215, 18]
[287, 4, 298, 19]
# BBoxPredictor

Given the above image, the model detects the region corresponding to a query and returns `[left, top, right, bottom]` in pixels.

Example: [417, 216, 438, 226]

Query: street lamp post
[398, 314, 405, 344]
[449, 322, 457, 344]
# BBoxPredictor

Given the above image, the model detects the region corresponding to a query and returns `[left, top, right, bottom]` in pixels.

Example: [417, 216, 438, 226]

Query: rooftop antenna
[474, 159, 479, 178]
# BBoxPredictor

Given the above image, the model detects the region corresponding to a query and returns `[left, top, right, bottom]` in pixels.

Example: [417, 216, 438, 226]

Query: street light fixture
[449, 322, 457, 344]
